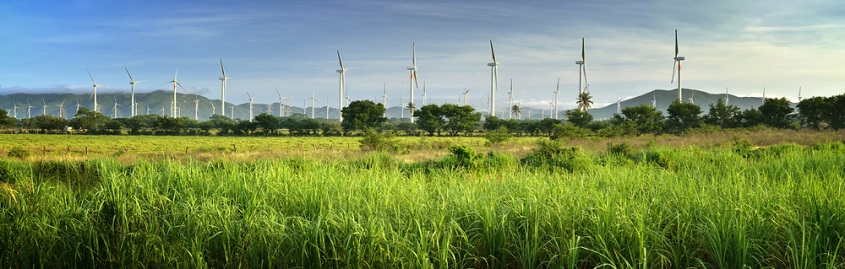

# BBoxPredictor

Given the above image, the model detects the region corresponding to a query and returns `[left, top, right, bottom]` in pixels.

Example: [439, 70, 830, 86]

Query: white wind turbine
[508, 79, 514, 120]
[247, 91, 255, 122]
[209, 101, 216, 116]
[554, 78, 560, 119]
[41, 99, 48, 116]
[652, 92, 657, 108]
[310, 91, 318, 119]
[406, 42, 418, 123]
[382, 83, 388, 117]
[146, 104, 151, 115]
[670, 29, 685, 102]
[12, 103, 19, 119]
[75, 98, 82, 113]
[689, 91, 695, 104]
[575, 38, 588, 95]
[275, 89, 284, 117]
[87, 69, 102, 113]
[193, 94, 199, 121]
[26, 100, 33, 118]
[422, 81, 427, 106]
[487, 40, 500, 117]
[798, 87, 803, 102]
[112, 97, 120, 118]
[125, 67, 143, 117]
[219, 59, 228, 117]
[463, 88, 470, 106]
[725, 88, 730, 106]
[325, 97, 330, 119]
[616, 97, 622, 114]
[59, 100, 65, 118]
[762, 87, 766, 105]
[167, 68, 187, 118]
[400, 96, 405, 118]
[230, 105, 234, 119]
[336, 51, 347, 121]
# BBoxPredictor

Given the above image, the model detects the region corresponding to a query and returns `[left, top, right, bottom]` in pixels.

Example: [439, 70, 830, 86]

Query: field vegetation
[1, 131, 844, 267]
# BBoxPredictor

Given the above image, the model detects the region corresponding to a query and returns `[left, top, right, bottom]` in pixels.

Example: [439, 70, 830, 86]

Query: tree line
[0, 94, 842, 137]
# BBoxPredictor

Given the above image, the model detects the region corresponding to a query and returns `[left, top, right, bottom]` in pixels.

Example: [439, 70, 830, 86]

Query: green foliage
[759, 97, 795, 129]
[444, 144, 483, 168]
[252, 113, 279, 134]
[521, 140, 591, 172]
[440, 104, 482, 136]
[704, 98, 741, 128]
[414, 104, 444, 136]
[620, 104, 664, 135]
[665, 100, 702, 134]
[484, 126, 512, 145]
[7, 146, 31, 158]
[565, 109, 593, 128]
[0, 109, 15, 128]
[550, 123, 589, 140]
[359, 128, 395, 151]
[607, 142, 634, 157]
[341, 100, 387, 133]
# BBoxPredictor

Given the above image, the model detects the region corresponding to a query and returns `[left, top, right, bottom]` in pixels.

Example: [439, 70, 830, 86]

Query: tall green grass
[0, 141, 844, 268]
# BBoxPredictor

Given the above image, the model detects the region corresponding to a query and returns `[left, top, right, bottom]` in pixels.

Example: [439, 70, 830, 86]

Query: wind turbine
[616, 97, 622, 114]
[41, 99, 48, 116]
[554, 78, 560, 119]
[325, 97, 330, 119]
[463, 88, 470, 106]
[74, 98, 82, 114]
[652, 92, 657, 108]
[798, 87, 803, 102]
[146, 104, 151, 115]
[275, 89, 284, 117]
[400, 96, 405, 118]
[508, 79, 514, 120]
[167, 68, 188, 118]
[125, 67, 142, 117]
[112, 97, 121, 118]
[422, 81, 427, 106]
[230, 105, 235, 119]
[247, 91, 255, 122]
[209, 101, 216, 116]
[382, 83, 388, 117]
[406, 42, 418, 123]
[58, 100, 65, 118]
[575, 38, 588, 95]
[689, 91, 695, 104]
[26, 100, 33, 118]
[725, 88, 730, 106]
[336, 51, 347, 121]
[762, 87, 766, 105]
[310, 91, 318, 119]
[193, 94, 199, 121]
[12, 103, 18, 119]
[87, 69, 102, 113]
[219, 59, 228, 117]
[670, 29, 685, 102]
[487, 40, 500, 117]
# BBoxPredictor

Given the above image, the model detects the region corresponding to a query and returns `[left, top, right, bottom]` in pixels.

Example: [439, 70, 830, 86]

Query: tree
[576, 92, 593, 111]
[830, 94, 845, 130]
[620, 104, 664, 135]
[415, 104, 445, 136]
[758, 97, 794, 129]
[440, 104, 481, 136]
[0, 109, 16, 128]
[71, 108, 109, 133]
[341, 100, 387, 133]
[209, 114, 236, 135]
[511, 104, 522, 118]
[703, 98, 741, 128]
[665, 100, 702, 134]
[565, 109, 593, 128]
[796, 96, 832, 130]
[253, 113, 279, 134]
[483, 116, 506, 132]
[29, 115, 68, 133]
[738, 108, 764, 127]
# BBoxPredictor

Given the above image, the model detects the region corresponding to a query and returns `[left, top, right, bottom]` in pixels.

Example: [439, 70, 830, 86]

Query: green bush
[607, 142, 634, 158]
[521, 140, 591, 172]
[359, 128, 396, 152]
[7, 147, 31, 158]
[484, 126, 512, 146]
[443, 145, 483, 168]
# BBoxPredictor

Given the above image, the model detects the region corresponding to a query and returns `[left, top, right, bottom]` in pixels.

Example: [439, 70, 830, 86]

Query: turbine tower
[75, 98, 82, 113]
[209, 101, 216, 116]
[336, 51, 347, 121]
[219, 59, 228, 117]
[406, 42, 418, 123]
[26, 101, 33, 118]
[87, 69, 102, 113]
[463, 88, 469, 106]
[275, 89, 284, 117]
[616, 97, 622, 114]
[508, 79, 514, 120]
[58, 100, 65, 118]
[725, 88, 730, 106]
[422, 81, 427, 106]
[12, 103, 19, 119]
[554, 78, 560, 119]
[41, 99, 48, 116]
[310, 91, 318, 119]
[670, 29, 685, 102]
[652, 92, 657, 108]
[382, 83, 388, 117]
[575, 38, 588, 95]
[762, 87, 766, 105]
[168, 68, 187, 118]
[125, 67, 142, 117]
[689, 91, 695, 104]
[487, 40, 500, 117]
[194, 94, 199, 121]
[247, 91, 255, 122]
[112, 97, 120, 118]
[798, 87, 803, 102]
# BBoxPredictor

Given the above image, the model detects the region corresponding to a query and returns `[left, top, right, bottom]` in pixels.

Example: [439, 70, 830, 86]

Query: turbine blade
[556, 77, 560, 91]
[670, 60, 677, 84]
[220, 59, 226, 77]
[275, 88, 281, 97]
[337, 50, 344, 69]
[413, 70, 419, 88]
[176, 82, 187, 92]
[87, 69, 97, 84]
[412, 42, 416, 68]
[674, 29, 679, 57]
[582, 62, 589, 87]
[581, 37, 585, 61]
[489, 40, 496, 63]
[125, 67, 135, 82]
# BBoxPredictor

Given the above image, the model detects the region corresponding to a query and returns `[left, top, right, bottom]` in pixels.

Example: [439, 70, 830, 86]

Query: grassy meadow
[0, 130, 844, 268]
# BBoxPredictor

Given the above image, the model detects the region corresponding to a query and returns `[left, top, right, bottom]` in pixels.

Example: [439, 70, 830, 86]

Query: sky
[1, 0, 843, 111]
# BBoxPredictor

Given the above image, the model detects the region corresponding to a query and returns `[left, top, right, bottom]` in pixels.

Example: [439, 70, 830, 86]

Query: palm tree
[511, 104, 521, 118]
[576, 92, 593, 111]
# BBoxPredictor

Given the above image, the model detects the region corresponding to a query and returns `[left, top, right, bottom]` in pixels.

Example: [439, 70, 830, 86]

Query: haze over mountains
[0, 88, 787, 121]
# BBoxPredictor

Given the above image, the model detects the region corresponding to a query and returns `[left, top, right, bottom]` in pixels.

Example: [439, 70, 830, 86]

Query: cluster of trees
[0, 94, 842, 137]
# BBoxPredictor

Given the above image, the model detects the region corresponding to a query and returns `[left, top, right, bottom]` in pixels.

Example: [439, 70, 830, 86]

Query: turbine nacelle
[674, 56, 685, 61]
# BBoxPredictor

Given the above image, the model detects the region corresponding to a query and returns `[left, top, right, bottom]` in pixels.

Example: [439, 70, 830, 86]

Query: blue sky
[1, 0, 843, 110]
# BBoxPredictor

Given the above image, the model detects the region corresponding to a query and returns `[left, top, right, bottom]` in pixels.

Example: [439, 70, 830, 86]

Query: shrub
[521, 140, 591, 172]
[484, 126, 512, 146]
[7, 147, 31, 158]
[607, 142, 634, 158]
[444, 145, 483, 168]
[359, 128, 395, 152]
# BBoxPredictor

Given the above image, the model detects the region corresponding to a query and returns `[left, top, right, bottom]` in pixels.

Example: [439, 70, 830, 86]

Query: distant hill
[587, 88, 770, 120]
[0, 88, 783, 121]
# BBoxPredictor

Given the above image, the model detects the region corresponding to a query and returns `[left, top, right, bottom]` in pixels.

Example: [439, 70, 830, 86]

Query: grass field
[1, 130, 844, 268]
